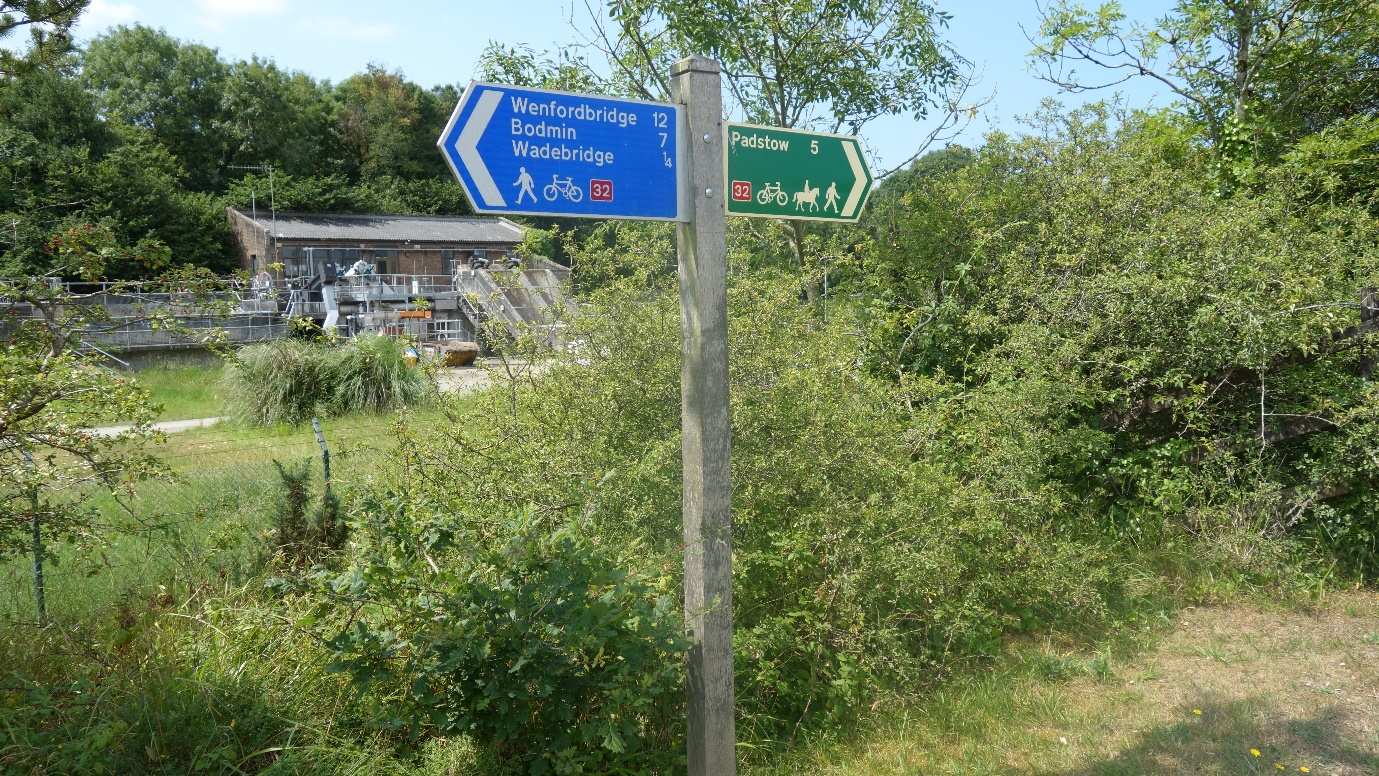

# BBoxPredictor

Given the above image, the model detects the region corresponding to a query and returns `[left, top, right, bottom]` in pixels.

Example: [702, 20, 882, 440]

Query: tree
[219, 57, 335, 178]
[0, 0, 87, 76]
[861, 105, 1379, 573]
[333, 65, 449, 181]
[1031, 0, 1379, 180]
[593, 0, 974, 290]
[83, 25, 230, 191]
[0, 226, 233, 622]
[476, 42, 604, 93]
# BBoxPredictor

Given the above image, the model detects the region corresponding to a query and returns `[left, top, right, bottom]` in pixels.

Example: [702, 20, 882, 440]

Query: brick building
[227, 208, 526, 278]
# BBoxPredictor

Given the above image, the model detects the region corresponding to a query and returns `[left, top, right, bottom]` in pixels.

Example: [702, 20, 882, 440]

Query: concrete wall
[227, 209, 272, 274]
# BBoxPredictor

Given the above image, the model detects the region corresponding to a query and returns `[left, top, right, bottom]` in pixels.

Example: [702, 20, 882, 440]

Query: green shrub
[271, 458, 347, 563]
[326, 270, 1130, 745]
[313, 501, 686, 775]
[223, 338, 335, 426]
[861, 106, 1379, 576]
[331, 333, 433, 415]
[223, 335, 433, 426]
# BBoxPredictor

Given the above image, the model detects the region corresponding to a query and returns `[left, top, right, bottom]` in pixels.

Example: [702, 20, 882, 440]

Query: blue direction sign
[438, 82, 683, 221]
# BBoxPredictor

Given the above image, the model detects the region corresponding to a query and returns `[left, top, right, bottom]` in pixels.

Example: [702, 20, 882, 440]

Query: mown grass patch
[132, 361, 226, 421]
[749, 592, 1379, 776]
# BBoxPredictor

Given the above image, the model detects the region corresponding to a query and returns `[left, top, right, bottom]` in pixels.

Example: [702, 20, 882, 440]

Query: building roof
[231, 210, 525, 244]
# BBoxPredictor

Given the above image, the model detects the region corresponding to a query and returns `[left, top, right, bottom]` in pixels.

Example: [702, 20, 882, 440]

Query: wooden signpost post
[670, 55, 736, 776]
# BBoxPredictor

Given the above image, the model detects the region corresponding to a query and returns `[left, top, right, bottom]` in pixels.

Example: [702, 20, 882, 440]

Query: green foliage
[83, 25, 230, 191]
[0, 243, 237, 562]
[861, 105, 1379, 576]
[323, 267, 1135, 749]
[477, 43, 602, 93]
[1031, 0, 1378, 185]
[0, 1, 88, 76]
[223, 335, 434, 426]
[313, 505, 686, 774]
[271, 458, 346, 562]
[220, 56, 335, 178]
[607, 0, 964, 129]
[223, 338, 337, 426]
[2, 19, 478, 276]
[333, 65, 452, 182]
[331, 333, 434, 416]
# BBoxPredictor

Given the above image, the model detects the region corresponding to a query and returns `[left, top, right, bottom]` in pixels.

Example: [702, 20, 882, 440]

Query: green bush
[316, 269, 1130, 748]
[861, 106, 1379, 575]
[271, 458, 346, 562]
[223, 338, 336, 426]
[313, 501, 686, 775]
[223, 335, 433, 426]
[332, 333, 433, 415]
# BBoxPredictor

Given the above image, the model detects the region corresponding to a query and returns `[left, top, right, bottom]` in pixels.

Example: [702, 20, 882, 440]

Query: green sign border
[721, 122, 874, 223]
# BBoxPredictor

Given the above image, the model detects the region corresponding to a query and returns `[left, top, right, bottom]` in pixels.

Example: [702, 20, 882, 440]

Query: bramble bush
[309, 501, 687, 775]
[307, 261, 1130, 761]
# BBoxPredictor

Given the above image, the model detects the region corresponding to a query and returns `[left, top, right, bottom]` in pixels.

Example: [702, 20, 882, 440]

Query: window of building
[280, 246, 307, 276]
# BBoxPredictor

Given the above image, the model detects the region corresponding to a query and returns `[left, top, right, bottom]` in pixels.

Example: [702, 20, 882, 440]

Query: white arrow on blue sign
[438, 82, 685, 221]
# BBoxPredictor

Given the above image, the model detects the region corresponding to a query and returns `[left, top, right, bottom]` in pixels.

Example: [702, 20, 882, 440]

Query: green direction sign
[723, 123, 873, 222]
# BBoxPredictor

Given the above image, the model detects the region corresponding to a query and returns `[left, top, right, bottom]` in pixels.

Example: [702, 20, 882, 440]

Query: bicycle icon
[756, 181, 788, 206]
[543, 175, 583, 203]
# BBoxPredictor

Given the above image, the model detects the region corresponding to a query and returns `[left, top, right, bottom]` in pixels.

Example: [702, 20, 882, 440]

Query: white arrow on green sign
[723, 122, 873, 222]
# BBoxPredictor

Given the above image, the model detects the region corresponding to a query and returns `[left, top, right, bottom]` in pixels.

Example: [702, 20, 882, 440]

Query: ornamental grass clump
[223, 339, 336, 426]
[224, 335, 433, 426]
[330, 333, 433, 415]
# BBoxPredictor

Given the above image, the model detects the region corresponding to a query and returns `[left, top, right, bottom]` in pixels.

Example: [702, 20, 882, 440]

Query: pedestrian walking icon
[824, 181, 840, 213]
[513, 166, 536, 204]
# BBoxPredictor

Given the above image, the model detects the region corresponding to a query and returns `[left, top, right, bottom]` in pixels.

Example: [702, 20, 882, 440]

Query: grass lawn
[0, 400, 476, 773]
[132, 361, 227, 421]
[0, 408, 449, 624]
[751, 592, 1379, 776]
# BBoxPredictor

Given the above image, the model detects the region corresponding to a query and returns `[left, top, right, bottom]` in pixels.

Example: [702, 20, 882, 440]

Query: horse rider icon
[824, 181, 840, 213]
[514, 166, 536, 204]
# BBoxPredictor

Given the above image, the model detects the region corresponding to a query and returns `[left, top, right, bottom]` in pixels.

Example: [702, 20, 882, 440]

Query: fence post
[671, 55, 737, 776]
[22, 450, 45, 626]
[310, 417, 331, 496]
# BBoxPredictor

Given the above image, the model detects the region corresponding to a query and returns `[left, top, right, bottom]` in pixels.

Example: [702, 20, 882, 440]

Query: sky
[71, 0, 1178, 173]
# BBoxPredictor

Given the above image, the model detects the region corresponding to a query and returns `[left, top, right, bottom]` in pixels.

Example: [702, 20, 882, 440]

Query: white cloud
[194, 0, 286, 32]
[196, 0, 288, 16]
[80, 0, 140, 31]
[301, 16, 398, 43]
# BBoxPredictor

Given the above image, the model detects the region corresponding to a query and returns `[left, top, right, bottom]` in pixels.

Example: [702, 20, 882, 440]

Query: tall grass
[0, 408, 492, 774]
[332, 333, 434, 415]
[223, 335, 434, 426]
[222, 339, 336, 426]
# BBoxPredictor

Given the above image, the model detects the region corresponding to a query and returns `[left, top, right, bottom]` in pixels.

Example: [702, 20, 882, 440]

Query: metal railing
[335, 274, 454, 302]
[427, 318, 475, 341]
[76, 317, 290, 352]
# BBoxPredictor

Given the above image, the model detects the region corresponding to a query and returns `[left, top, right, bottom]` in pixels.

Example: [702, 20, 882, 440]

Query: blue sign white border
[438, 81, 689, 222]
